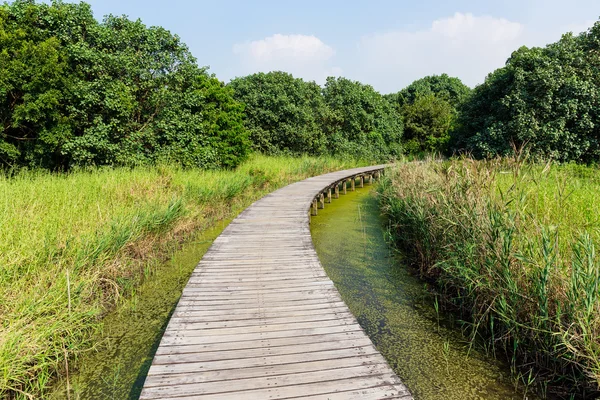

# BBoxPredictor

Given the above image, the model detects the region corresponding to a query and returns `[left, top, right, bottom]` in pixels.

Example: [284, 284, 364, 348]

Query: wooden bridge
[140, 165, 412, 400]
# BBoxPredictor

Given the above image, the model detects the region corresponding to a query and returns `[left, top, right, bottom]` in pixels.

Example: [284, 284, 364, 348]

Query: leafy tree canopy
[385, 74, 469, 155]
[387, 73, 471, 110]
[0, 0, 249, 169]
[322, 77, 403, 160]
[402, 94, 454, 154]
[454, 21, 600, 162]
[228, 72, 327, 156]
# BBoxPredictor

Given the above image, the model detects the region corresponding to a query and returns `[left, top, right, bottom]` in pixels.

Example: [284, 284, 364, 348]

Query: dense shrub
[454, 21, 600, 162]
[322, 77, 403, 160]
[0, 0, 249, 169]
[386, 74, 470, 155]
[228, 72, 327, 155]
[387, 73, 471, 109]
[229, 73, 404, 161]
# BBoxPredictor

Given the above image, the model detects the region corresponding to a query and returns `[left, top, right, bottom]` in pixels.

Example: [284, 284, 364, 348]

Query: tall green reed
[378, 158, 600, 398]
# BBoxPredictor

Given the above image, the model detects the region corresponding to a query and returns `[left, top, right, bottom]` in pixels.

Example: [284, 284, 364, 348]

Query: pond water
[310, 186, 537, 400]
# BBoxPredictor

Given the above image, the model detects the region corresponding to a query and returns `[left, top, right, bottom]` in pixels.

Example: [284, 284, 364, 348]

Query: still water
[310, 186, 536, 400]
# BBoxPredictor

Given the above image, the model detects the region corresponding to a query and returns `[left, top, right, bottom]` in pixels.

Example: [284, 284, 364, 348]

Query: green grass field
[378, 158, 600, 397]
[0, 155, 366, 398]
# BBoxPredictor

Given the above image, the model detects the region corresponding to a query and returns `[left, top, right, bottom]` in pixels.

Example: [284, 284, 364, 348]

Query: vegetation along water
[3, 0, 600, 398]
[311, 184, 536, 399]
[0, 155, 366, 399]
[378, 159, 600, 399]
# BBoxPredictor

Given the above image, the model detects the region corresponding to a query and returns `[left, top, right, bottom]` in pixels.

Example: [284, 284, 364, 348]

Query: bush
[228, 71, 327, 156]
[322, 76, 404, 160]
[454, 21, 600, 162]
[0, 1, 249, 169]
[386, 74, 470, 155]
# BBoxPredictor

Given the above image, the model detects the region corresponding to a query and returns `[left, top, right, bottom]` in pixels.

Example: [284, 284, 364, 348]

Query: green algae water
[311, 186, 537, 400]
[49, 220, 231, 400]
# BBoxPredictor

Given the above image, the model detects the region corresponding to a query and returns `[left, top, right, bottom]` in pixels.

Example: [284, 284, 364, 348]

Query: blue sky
[56, 0, 600, 92]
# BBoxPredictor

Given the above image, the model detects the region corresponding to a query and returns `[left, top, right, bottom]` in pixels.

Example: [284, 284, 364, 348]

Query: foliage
[379, 159, 600, 397]
[386, 73, 471, 109]
[454, 21, 600, 162]
[386, 74, 470, 155]
[0, 0, 249, 169]
[229, 73, 404, 161]
[401, 94, 455, 154]
[228, 71, 327, 156]
[322, 76, 404, 160]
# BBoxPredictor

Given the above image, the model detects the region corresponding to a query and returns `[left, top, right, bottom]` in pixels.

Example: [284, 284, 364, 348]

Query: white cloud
[232, 34, 342, 83]
[355, 13, 527, 92]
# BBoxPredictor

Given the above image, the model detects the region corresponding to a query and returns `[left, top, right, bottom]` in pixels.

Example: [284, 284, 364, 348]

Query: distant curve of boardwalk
[140, 165, 413, 400]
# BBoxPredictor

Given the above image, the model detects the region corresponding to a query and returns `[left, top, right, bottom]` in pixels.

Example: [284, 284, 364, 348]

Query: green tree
[454, 21, 600, 162]
[401, 94, 454, 154]
[322, 77, 403, 160]
[0, 4, 69, 166]
[386, 74, 469, 155]
[0, 0, 249, 169]
[387, 73, 471, 110]
[228, 71, 327, 155]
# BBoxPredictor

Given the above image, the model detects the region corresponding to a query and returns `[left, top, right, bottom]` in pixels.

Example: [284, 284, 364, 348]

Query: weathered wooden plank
[144, 374, 405, 400]
[148, 346, 382, 376]
[164, 314, 357, 333]
[175, 298, 345, 315]
[141, 364, 401, 398]
[154, 331, 375, 356]
[152, 339, 379, 365]
[144, 354, 387, 387]
[164, 312, 357, 331]
[141, 165, 411, 399]
[171, 304, 351, 320]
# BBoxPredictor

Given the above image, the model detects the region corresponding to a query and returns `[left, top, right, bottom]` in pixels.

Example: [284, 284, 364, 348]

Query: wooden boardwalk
[140, 166, 412, 400]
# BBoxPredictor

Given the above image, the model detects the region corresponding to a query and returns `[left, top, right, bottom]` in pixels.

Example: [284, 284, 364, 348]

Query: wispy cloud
[354, 13, 526, 92]
[232, 34, 342, 83]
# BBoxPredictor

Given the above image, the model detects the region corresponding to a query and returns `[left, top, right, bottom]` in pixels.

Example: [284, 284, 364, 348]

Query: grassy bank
[378, 159, 600, 399]
[0, 155, 366, 399]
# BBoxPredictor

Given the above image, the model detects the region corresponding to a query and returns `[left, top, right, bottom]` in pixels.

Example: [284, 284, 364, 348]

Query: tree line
[2, 0, 600, 170]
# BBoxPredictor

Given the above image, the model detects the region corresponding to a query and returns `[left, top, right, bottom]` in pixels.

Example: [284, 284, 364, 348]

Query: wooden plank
[174, 299, 346, 312]
[141, 364, 401, 399]
[144, 354, 387, 387]
[154, 331, 374, 356]
[162, 316, 358, 335]
[144, 374, 405, 400]
[148, 346, 382, 375]
[141, 165, 412, 399]
[170, 305, 352, 321]
[152, 339, 380, 365]
[165, 312, 356, 330]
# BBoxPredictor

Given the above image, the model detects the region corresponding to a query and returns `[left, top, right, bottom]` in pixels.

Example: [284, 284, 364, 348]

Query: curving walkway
[140, 165, 412, 400]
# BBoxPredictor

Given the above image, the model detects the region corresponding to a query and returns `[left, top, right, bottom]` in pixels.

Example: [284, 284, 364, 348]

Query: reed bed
[378, 158, 600, 399]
